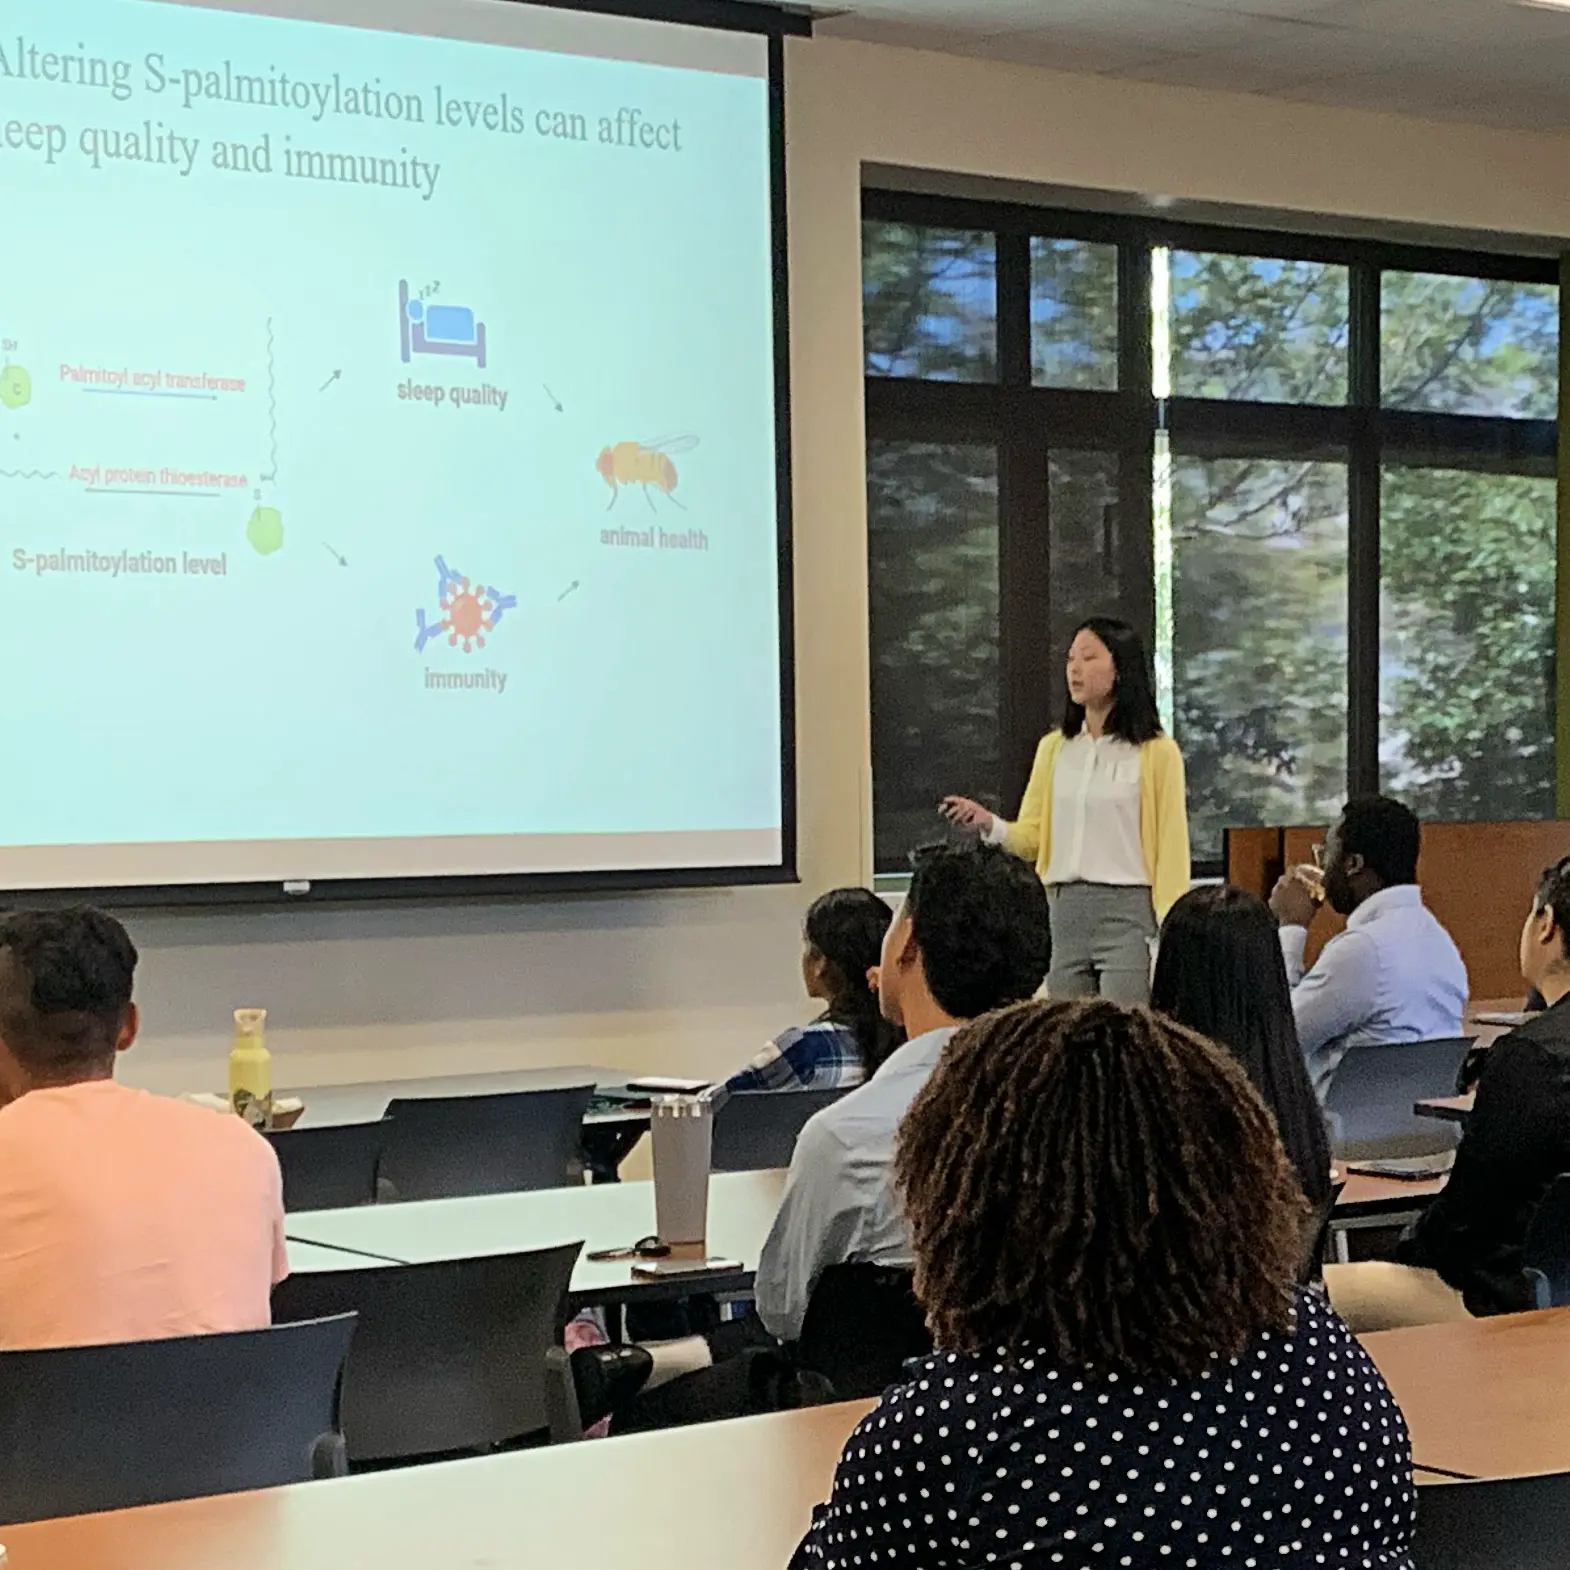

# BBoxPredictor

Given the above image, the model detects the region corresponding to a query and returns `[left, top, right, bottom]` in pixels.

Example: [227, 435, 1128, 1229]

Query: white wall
[121, 32, 1570, 1098]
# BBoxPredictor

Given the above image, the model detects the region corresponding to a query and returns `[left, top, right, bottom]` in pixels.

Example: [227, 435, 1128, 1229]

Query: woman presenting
[942, 616, 1189, 1004]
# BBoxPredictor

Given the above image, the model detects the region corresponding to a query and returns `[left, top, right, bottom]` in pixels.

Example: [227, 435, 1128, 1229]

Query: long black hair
[1150, 885, 1332, 1206]
[1060, 615, 1164, 745]
[806, 888, 902, 1074]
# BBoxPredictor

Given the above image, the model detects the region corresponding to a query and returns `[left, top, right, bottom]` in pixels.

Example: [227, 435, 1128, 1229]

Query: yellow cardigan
[999, 730, 1191, 920]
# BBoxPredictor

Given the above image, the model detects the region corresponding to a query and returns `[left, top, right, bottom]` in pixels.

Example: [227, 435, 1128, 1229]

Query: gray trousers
[1047, 883, 1157, 1005]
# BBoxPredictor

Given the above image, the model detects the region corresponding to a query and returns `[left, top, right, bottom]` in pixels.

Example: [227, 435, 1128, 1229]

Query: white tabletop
[286, 1237, 397, 1274]
[284, 1065, 634, 1128]
[286, 1169, 788, 1301]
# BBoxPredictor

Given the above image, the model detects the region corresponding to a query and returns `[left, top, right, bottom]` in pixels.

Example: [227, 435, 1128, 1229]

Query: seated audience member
[1328, 858, 1570, 1330]
[792, 999, 1417, 1569]
[596, 844, 1050, 1431]
[715, 888, 899, 1098]
[601, 891, 899, 1365]
[1151, 884, 1332, 1210]
[1461, 972, 1546, 1093]
[0, 908, 287, 1349]
[753, 842, 1050, 1342]
[1269, 795, 1466, 1096]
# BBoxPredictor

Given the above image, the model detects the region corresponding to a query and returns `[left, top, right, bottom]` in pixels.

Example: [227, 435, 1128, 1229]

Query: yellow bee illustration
[595, 435, 699, 510]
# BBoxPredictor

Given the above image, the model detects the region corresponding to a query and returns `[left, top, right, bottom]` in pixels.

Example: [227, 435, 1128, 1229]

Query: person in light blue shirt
[1270, 795, 1467, 1098]
[753, 842, 1052, 1342]
[599, 844, 1051, 1434]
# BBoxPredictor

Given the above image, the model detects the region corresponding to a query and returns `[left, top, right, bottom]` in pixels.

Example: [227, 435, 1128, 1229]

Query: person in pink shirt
[0, 907, 288, 1349]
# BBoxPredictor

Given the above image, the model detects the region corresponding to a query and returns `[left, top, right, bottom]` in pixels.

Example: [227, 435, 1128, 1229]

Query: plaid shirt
[719, 1017, 868, 1098]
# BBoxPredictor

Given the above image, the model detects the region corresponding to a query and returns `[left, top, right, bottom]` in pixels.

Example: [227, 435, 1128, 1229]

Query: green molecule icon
[0, 364, 31, 411]
[246, 505, 284, 556]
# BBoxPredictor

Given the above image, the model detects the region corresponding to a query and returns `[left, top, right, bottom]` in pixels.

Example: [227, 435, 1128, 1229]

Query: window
[1030, 238, 1119, 389]
[862, 222, 997, 382]
[1049, 450, 1124, 644]
[1380, 466, 1556, 819]
[1169, 252, 1349, 405]
[867, 440, 1000, 870]
[863, 194, 1558, 873]
[1172, 455, 1349, 859]
[1382, 273, 1558, 418]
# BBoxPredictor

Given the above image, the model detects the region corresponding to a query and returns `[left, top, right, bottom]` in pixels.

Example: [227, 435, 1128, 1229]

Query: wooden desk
[1326, 1168, 1446, 1262]
[287, 1168, 789, 1307]
[1362, 1307, 1570, 1479]
[0, 1398, 873, 1570]
[1335, 1169, 1447, 1215]
[1416, 1094, 1474, 1125]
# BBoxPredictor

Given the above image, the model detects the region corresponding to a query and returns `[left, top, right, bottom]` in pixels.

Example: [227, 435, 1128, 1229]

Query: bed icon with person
[399, 280, 487, 369]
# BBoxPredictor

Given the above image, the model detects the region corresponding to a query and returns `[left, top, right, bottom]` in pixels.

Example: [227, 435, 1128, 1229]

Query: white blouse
[1042, 730, 1147, 887]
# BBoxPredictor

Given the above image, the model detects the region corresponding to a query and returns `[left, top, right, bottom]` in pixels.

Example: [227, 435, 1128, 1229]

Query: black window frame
[863, 188, 1557, 874]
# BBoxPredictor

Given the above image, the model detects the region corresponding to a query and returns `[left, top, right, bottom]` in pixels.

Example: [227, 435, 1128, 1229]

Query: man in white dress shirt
[607, 844, 1051, 1433]
[1269, 795, 1467, 1098]
[754, 841, 1051, 1340]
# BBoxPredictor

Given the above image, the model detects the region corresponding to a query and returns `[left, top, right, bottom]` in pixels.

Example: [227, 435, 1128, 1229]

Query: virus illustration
[415, 555, 517, 653]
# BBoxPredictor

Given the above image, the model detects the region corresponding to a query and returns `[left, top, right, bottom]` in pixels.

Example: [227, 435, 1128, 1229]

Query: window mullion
[1348, 262, 1381, 797]
[997, 232, 1031, 386]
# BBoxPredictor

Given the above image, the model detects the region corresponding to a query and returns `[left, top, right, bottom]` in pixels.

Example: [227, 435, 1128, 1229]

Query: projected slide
[0, 0, 784, 892]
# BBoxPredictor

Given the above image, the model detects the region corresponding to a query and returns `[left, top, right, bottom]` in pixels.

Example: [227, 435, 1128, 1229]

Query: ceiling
[814, 0, 1570, 132]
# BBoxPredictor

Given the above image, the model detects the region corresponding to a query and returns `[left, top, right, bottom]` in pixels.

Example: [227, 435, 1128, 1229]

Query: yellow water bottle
[229, 1008, 273, 1129]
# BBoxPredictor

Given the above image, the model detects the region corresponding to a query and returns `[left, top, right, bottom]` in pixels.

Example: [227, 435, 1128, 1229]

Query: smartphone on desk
[1344, 1153, 1454, 1181]
[630, 1256, 744, 1280]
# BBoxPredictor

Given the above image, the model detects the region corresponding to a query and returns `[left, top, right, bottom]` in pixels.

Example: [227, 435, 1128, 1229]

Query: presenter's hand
[940, 796, 995, 833]
[1269, 872, 1318, 929]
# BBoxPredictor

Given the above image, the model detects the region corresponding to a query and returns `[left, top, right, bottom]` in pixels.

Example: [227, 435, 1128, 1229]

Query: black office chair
[795, 1263, 932, 1400]
[272, 1244, 582, 1463]
[377, 1085, 594, 1200]
[710, 1087, 851, 1173]
[1414, 1470, 1570, 1569]
[1300, 1177, 1346, 1283]
[0, 1313, 356, 1524]
[1522, 1172, 1570, 1308]
[266, 1121, 386, 1211]
[1324, 1037, 1475, 1160]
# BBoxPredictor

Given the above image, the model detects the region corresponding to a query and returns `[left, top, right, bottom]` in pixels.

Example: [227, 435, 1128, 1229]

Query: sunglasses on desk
[586, 1236, 670, 1262]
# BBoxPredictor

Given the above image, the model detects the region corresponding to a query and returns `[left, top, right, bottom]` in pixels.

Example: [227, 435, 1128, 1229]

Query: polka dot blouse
[792, 1288, 1416, 1569]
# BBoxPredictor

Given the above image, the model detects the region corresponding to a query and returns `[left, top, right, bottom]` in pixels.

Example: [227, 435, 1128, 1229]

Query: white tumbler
[651, 1095, 713, 1247]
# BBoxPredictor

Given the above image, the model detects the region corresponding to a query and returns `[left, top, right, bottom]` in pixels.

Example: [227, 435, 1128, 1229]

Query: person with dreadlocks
[792, 998, 1417, 1570]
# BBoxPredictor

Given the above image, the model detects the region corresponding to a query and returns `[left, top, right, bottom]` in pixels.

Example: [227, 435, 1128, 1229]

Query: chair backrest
[795, 1263, 932, 1400]
[1324, 1037, 1474, 1159]
[0, 1313, 356, 1525]
[378, 1085, 593, 1200]
[1300, 1178, 1345, 1284]
[710, 1087, 852, 1173]
[1414, 1470, 1570, 1569]
[272, 1244, 582, 1462]
[1522, 1173, 1570, 1308]
[266, 1120, 386, 1211]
